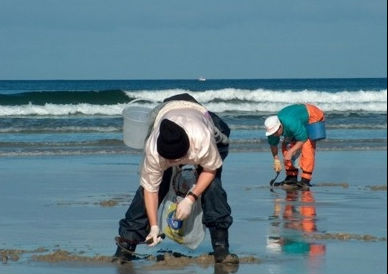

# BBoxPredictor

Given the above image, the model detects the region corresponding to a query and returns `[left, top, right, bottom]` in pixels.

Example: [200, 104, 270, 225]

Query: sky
[0, 0, 386, 80]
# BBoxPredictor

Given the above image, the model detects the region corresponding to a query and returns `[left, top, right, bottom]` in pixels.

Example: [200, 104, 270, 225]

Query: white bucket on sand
[122, 99, 153, 149]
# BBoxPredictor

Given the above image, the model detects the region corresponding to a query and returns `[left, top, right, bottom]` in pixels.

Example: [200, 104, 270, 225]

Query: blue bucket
[306, 121, 326, 141]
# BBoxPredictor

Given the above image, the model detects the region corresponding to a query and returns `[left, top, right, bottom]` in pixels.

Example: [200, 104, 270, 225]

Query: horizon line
[0, 76, 386, 81]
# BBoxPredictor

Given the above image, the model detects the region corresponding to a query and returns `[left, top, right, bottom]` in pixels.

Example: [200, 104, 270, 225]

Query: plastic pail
[122, 104, 152, 149]
[306, 121, 326, 141]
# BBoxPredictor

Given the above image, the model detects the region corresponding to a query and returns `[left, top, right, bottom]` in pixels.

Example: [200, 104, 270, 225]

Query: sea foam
[0, 89, 386, 116]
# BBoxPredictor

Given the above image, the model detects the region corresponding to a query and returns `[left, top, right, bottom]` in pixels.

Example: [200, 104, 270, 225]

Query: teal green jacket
[268, 104, 309, 146]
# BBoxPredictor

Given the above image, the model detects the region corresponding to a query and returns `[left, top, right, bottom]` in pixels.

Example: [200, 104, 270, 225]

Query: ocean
[0, 78, 386, 157]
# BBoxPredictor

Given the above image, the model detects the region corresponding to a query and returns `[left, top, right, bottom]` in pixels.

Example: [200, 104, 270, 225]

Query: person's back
[141, 102, 222, 193]
[278, 104, 309, 141]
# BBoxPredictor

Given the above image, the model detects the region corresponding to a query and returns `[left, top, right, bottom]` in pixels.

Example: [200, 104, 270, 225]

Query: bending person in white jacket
[114, 93, 239, 265]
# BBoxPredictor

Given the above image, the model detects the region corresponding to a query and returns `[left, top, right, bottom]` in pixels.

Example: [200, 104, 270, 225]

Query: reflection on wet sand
[115, 262, 138, 274]
[267, 190, 326, 259]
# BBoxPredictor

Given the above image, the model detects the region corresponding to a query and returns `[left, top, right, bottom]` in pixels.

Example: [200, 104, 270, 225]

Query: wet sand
[0, 150, 386, 274]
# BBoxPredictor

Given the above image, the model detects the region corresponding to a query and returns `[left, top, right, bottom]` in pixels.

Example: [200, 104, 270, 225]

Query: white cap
[264, 116, 281, 136]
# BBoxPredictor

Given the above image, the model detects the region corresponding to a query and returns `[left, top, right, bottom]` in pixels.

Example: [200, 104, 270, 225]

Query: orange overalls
[282, 104, 325, 181]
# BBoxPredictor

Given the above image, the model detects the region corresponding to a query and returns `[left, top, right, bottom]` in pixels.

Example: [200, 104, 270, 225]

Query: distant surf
[0, 88, 386, 116]
[0, 79, 386, 156]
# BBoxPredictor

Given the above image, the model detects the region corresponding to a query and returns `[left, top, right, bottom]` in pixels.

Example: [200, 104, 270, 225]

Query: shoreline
[0, 145, 387, 158]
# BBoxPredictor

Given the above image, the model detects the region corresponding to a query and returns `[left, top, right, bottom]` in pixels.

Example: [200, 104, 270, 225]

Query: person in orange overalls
[264, 104, 325, 190]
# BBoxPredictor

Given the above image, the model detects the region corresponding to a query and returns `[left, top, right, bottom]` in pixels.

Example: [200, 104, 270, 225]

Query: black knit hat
[157, 119, 189, 159]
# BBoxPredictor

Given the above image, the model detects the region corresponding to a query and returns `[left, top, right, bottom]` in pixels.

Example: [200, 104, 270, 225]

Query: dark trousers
[118, 167, 233, 242]
[119, 94, 233, 242]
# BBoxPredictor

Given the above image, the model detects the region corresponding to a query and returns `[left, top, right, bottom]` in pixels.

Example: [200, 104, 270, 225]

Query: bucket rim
[122, 98, 155, 116]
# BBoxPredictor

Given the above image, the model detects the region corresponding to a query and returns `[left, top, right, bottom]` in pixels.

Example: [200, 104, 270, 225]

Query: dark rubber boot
[209, 228, 239, 264]
[282, 175, 298, 185]
[279, 175, 299, 191]
[112, 237, 137, 263]
[297, 178, 312, 191]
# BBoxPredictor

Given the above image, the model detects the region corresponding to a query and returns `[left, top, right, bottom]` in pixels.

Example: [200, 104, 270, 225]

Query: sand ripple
[31, 250, 113, 263]
[306, 232, 386, 241]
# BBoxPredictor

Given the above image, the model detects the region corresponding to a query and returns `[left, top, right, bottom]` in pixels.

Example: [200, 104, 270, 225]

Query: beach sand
[0, 150, 386, 274]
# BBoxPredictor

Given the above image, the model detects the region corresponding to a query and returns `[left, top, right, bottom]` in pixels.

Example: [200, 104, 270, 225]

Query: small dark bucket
[307, 121, 326, 141]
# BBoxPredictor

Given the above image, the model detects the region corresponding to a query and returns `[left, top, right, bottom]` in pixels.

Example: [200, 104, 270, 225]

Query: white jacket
[140, 101, 222, 192]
